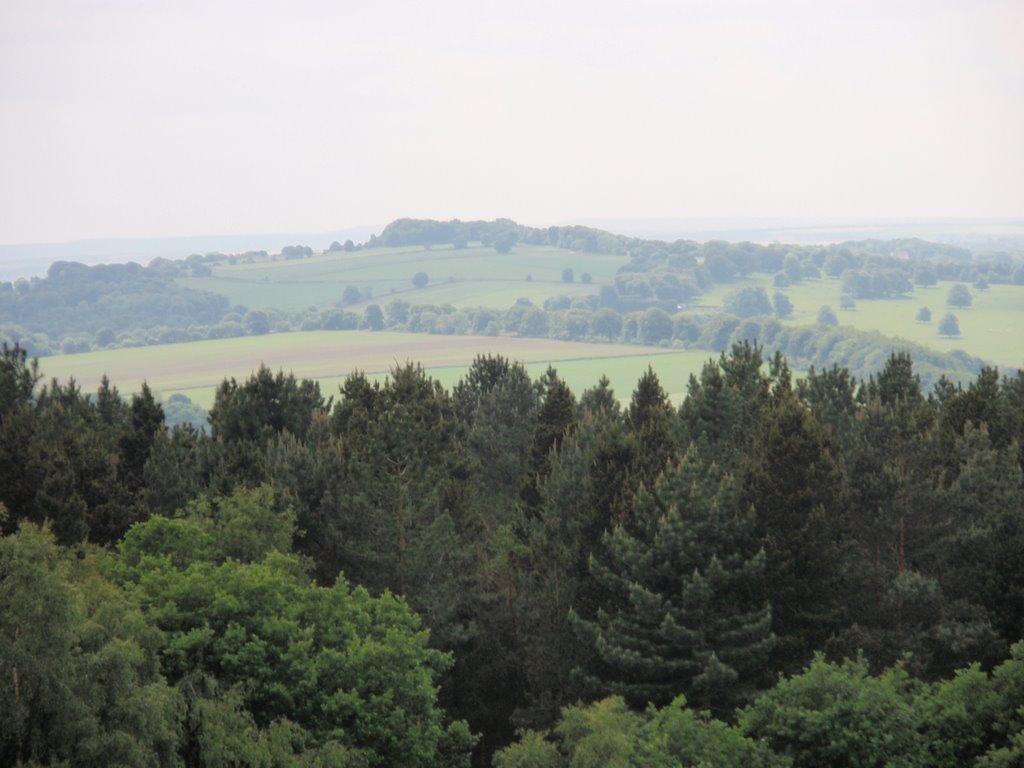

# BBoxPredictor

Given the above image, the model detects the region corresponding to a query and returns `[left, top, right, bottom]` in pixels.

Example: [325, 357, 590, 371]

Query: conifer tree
[626, 367, 676, 492]
[521, 368, 576, 509]
[572, 450, 774, 715]
[677, 342, 772, 470]
[740, 389, 843, 673]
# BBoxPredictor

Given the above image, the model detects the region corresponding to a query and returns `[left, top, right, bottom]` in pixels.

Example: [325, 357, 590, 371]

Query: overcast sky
[1, 0, 1021, 245]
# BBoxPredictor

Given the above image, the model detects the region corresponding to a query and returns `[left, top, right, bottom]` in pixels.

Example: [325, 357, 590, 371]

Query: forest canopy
[2, 340, 1024, 765]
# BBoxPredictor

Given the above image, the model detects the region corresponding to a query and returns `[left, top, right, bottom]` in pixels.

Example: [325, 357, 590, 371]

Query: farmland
[177, 240, 1024, 373]
[179, 243, 623, 312]
[698, 277, 1024, 370]
[37, 330, 713, 410]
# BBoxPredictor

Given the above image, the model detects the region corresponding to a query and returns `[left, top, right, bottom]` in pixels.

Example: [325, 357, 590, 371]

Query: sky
[1, 0, 1022, 245]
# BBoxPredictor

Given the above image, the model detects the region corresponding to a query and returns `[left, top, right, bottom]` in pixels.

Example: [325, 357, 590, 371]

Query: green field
[699, 277, 1024, 370]
[177, 242, 1024, 373]
[180, 244, 622, 312]
[39, 331, 714, 410]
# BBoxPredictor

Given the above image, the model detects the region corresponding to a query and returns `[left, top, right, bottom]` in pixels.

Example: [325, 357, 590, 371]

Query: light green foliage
[495, 696, 781, 768]
[557, 697, 635, 768]
[493, 730, 562, 768]
[116, 514, 474, 767]
[740, 655, 924, 768]
[119, 485, 293, 568]
[0, 524, 182, 767]
[181, 240, 622, 312]
[637, 696, 786, 768]
[183, 484, 295, 563]
[703, 277, 1024, 371]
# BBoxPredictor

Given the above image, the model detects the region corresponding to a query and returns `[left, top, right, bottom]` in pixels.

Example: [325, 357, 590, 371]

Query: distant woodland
[3, 218, 1021, 388]
[3, 341, 1024, 766]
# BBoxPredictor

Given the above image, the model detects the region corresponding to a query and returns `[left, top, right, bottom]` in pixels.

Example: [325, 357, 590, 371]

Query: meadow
[177, 241, 1024, 373]
[180, 243, 623, 312]
[38, 330, 713, 410]
[699, 276, 1024, 370]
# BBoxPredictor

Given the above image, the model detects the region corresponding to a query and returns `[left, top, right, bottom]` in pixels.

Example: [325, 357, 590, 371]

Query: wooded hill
[2, 341, 1024, 766]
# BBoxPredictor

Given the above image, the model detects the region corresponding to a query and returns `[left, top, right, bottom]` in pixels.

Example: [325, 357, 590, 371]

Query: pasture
[38, 331, 714, 410]
[700, 277, 1024, 371]
[180, 243, 622, 312]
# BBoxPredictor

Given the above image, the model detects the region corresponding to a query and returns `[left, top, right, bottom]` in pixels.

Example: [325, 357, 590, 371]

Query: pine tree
[521, 368, 576, 510]
[453, 355, 538, 523]
[572, 450, 774, 715]
[515, 409, 632, 729]
[626, 367, 677, 492]
[740, 390, 843, 673]
[677, 342, 772, 470]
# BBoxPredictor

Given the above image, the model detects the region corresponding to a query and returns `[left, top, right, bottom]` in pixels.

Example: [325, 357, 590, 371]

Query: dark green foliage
[364, 302, 384, 330]
[740, 384, 844, 671]
[677, 342, 774, 470]
[947, 283, 973, 307]
[638, 307, 673, 344]
[573, 452, 774, 715]
[4, 340, 1024, 764]
[208, 365, 325, 444]
[625, 367, 676, 491]
[0, 261, 229, 349]
[342, 284, 361, 304]
[514, 409, 633, 729]
[0, 342, 39, 410]
[521, 368, 577, 509]
[773, 291, 794, 318]
[939, 312, 961, 336]
[454, 355, 538, 510]
[723, 287, 773, 317]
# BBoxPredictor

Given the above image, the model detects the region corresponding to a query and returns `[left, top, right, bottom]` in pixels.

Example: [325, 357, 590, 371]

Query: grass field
[180, 244, 622, 312]
[177, 242, 1024, 372]
[700, 277, 1024, 370]
[38, 331, 714, 410]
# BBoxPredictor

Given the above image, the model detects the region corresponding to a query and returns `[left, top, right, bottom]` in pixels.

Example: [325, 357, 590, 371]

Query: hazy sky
[1, 0, 1021, 244]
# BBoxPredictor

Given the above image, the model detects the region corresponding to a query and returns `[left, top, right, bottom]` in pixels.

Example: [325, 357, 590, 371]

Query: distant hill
[3, 216, 1022, 387]
[0, 225, 381, 280]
